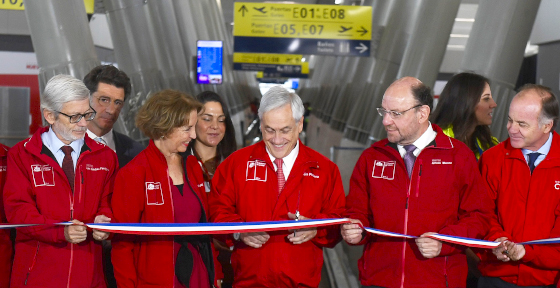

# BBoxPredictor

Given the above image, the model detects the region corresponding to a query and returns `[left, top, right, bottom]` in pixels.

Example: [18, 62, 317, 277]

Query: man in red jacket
[209, 86, 346, 288]
[0, 143, 13, 288]
[3, 74, 118, 288]
[478, 84, 560, 288]
[342, 77, 493, 288]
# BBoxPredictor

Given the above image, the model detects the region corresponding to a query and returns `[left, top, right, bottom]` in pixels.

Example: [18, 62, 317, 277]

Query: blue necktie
[528, 152, 541, 173]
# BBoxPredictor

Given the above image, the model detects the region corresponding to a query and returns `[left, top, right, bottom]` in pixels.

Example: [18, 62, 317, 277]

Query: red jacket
[0, 143, 13, 288]
[209, 140, 346, 288]
[345, 124, 493, 288]
[3, 126, 118, 288]
[478, 134, 560, 286]
[111, 141, 214, 288]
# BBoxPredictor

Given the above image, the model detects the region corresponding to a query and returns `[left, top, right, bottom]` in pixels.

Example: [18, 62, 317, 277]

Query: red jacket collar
[249, 140, 317, 168]
[0, 143, 8, 157]
[373, 123, 453, 150]
[24, 126, 104, 156]
[503, 131, 560, 161]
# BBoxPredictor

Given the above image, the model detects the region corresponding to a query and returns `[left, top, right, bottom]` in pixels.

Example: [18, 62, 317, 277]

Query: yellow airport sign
[234, 2, 372, 41]
[0, 0, 95, 14]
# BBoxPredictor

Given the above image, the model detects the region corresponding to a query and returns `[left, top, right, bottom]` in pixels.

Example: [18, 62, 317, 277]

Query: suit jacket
[113, 131, 144, 168]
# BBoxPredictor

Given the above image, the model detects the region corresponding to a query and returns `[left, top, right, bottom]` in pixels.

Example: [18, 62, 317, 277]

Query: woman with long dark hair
[431, 72, 498, 159]
[187, 91, 237, 288]
[431, 72, 498, 288]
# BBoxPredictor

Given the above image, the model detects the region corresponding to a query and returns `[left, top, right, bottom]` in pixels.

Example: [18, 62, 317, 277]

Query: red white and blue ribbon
[2, 219, 559, 249]
[426, 233, 500, 249]
[364, 227, 417, 239]
[0, 223, 43, 229]
[85, 218, 349, 235]
[363, 227, 499, 248]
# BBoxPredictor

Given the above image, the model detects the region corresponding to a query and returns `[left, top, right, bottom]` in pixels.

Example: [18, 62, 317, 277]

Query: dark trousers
[478, 277, 555, 288]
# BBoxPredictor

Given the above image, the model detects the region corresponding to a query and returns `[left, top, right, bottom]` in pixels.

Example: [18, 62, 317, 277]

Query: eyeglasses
[95, 95, 124, 108]
[56, 108, 97, 123]
[377, 105, 422, 119]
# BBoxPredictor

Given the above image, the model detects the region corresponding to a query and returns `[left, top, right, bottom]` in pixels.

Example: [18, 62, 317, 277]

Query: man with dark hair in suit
[84, 65, 144, 168]
[83, 65, 144, 288]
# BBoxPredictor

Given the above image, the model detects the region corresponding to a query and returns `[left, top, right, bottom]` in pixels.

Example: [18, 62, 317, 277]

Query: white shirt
[41, 126, 84, 169]
[397, 123, 437, 158]
[87, 129, 116, 152]
[266, 141, 299, 179]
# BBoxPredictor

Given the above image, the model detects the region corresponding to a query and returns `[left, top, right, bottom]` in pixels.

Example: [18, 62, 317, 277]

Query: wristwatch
[233, 232, 240, 241]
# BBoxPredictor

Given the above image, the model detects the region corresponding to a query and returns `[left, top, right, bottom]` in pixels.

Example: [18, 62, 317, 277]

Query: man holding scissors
[478, 84, 560, 288]
[209, 86, 345, 288]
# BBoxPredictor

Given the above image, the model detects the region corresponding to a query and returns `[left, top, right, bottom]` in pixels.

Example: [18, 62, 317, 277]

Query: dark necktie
[403, 144, 417, 178]
[527, 152, 541, 173]
[61, 146, 75, 191]
[274, 158, 285, 193]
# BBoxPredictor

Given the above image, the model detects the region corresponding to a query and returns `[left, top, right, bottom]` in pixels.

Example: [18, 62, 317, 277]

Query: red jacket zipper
[24, 242, 40, 285]
[166, 169, 176, 286]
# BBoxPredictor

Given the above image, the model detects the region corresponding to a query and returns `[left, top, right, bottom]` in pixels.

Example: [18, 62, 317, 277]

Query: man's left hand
[92, 215, 111, 241]
[504, 240, 525, 261]
[287, 212, 317, 245]
[415, 232, 442, 258]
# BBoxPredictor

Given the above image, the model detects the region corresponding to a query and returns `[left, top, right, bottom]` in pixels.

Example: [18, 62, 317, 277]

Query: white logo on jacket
[303, 172, 319, 178]
[145, 182, 164, 205]
[0, 166, 5, 172]
[432, 159, 452, 165]
[555, 181, 560, 190]
[246, 160, 267, 182]
[31, 164, 55, 187]
[86, 164, 109, 172]
[372, 160, 396, 180]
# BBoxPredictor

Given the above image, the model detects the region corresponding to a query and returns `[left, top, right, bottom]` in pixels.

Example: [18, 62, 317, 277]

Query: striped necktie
[274, 158, 285, 193]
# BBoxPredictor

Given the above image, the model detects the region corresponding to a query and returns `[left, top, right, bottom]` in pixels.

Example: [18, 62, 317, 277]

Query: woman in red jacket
[187, 91, 237, 288]
[111, 90, 213, 288]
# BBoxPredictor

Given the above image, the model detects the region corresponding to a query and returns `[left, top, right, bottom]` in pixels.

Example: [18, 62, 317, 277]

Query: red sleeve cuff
[521, 244, 535, 263]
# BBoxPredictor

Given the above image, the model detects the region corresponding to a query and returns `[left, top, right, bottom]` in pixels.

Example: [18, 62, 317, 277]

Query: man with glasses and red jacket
[342, 77, 494, 288]
[3, 74, 118, 288]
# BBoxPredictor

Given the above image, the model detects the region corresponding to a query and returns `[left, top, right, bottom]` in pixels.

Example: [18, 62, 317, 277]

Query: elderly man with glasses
[341, 77, 494, 288]
[3, 74, 118, 288]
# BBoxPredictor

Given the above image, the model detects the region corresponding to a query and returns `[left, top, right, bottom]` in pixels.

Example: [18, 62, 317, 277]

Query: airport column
[102, 0, 163, 140]
[145, 0, 191, 92]
[24, 0, 100, 90]
[344, 0, 422, 145]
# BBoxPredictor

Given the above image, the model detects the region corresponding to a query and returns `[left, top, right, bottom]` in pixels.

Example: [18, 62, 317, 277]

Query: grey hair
[41, 74, 90, 114]
[258, 86, 304, 122]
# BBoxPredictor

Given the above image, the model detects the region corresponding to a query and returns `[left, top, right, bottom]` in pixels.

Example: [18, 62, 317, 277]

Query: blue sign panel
[234, 37, 370, 57]
[197, 40, 223, 84]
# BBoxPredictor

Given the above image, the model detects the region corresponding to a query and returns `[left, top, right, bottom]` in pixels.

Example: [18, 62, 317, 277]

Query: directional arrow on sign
[239, 5, 248, 17]
[355, 43, 368, 53]
[357, 26, 368, 36]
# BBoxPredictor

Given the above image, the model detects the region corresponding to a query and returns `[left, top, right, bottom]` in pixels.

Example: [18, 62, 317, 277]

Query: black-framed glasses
[377, 105, 422, 119]
[56, 108, 97, 123]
